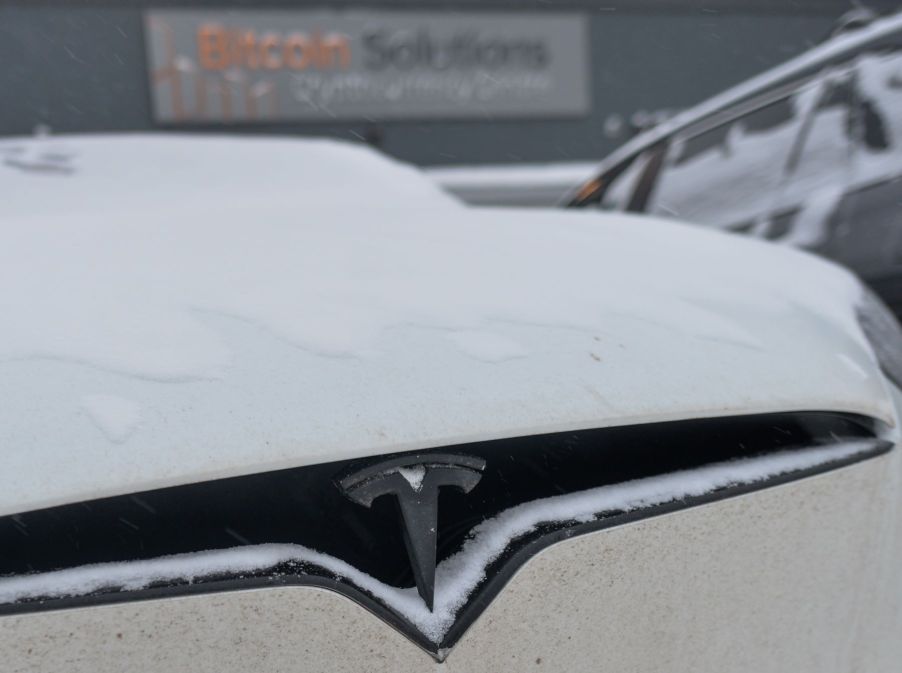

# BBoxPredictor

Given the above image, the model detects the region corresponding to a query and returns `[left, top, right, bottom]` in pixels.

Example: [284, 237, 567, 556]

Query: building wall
[1, 1, 897, 165]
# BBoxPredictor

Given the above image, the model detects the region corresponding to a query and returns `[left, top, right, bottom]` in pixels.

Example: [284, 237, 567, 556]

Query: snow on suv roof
[0, 133, 892, 517]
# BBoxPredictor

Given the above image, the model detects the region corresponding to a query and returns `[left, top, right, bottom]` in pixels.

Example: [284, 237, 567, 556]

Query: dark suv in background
[568, 10, 902, 313]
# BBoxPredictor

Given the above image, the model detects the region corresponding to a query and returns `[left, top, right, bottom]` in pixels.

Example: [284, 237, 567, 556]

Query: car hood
[0, 134, 893, 517]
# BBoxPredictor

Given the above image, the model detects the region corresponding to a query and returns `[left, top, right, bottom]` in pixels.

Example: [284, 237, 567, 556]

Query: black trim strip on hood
[0, 411, 892, 658]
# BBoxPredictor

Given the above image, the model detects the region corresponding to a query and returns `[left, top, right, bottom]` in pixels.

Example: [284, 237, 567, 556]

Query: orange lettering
[197, 25, 229, 70]
[260, 33, 282, 70]
[320, 32, 351, 69]
[199, 27, 350, 72]
[284, 34, 312, 69]
[237, 31, 259, 69]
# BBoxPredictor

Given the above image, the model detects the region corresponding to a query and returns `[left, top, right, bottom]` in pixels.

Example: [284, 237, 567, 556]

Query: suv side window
[592, 151, 650, 211]
[783, 70, 857, 191]
[854, 47, 902, 154]
[580, 142, 667, 212]
[813, 49, 902, 276]
[646, 92, 804, 227]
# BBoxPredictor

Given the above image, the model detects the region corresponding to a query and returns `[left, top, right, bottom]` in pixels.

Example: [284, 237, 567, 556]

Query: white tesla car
[0, 134, 901, 672]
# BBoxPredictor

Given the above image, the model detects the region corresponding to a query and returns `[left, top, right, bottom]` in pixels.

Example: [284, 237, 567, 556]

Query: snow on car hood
[0, 134, 893, 517]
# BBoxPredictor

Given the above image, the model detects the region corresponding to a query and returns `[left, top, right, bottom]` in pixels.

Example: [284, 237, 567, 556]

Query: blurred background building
[1, 0, 900, 166]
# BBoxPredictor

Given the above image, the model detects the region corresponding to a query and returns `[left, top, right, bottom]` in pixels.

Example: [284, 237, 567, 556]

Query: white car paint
[0, 133, 893, 519]
[1, 132, 901, 672]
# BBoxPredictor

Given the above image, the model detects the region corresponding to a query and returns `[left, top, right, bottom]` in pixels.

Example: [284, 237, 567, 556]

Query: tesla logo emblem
[338, 454, 486, 610]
